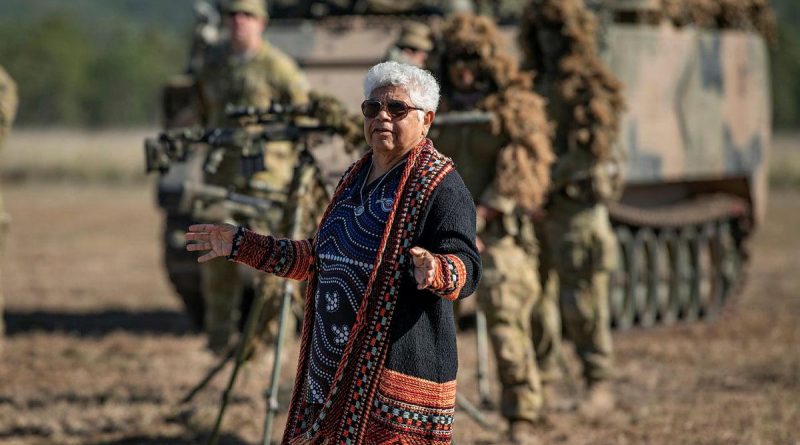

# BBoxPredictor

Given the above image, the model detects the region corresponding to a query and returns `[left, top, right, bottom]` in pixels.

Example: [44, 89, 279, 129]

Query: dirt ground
[0, 181, 798, 445]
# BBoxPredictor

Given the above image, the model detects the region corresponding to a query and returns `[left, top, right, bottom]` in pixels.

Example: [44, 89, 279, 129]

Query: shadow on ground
[88, 433, 251, 445]
[3, 309, 194, 337]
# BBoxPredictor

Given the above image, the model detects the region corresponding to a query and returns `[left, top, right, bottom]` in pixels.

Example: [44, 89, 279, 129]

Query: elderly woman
[186, 61, 480, 445]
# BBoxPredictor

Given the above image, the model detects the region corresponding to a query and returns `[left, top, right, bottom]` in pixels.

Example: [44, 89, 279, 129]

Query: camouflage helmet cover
[220, 0, 268, 19]
[607, 0, 661, 12]
[396, 22, 434, 52]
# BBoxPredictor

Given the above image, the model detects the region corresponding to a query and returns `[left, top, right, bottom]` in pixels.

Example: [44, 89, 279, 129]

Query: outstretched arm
[185, 224, 315, 282]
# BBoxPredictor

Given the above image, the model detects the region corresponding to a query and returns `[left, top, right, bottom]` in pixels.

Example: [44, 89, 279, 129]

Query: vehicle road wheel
[655, 230, 677, 325]
[675, 228, 697, 321]
[631, 229, 659, 327]
[611, 226, 635, 330]
[715, 221, 739, 305]
[695, 224, 724, 319]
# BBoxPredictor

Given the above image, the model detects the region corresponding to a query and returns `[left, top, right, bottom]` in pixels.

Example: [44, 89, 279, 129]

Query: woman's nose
[376, 109, 392, 121]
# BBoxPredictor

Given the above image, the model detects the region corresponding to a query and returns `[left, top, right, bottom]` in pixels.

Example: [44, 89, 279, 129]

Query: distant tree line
[0, 1, 798, 128]
[0, 13, 186, 127]
[771, 19, 800, 128]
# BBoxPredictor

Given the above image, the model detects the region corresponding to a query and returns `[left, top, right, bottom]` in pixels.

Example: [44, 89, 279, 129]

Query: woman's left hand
[409, 246, 439, 290]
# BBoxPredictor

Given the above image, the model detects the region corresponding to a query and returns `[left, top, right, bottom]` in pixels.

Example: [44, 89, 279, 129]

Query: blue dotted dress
[306, 158, 405, 405]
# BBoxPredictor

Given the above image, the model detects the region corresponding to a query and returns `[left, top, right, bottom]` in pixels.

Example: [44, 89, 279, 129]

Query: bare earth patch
[1, 183, 798, 445]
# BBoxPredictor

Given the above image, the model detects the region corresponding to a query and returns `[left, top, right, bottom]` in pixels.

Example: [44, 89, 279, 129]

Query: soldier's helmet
[219, 0, 268, 19]
[395, 22, 434, 52]
[607, 0, 661, 12]
[607, 0, 663, 24]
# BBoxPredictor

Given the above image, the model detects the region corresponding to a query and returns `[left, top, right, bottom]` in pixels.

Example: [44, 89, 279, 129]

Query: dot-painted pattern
[305, 160, 404, 406]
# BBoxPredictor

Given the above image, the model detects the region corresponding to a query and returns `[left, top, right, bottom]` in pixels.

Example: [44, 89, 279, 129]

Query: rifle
[144, 103, 328, 177]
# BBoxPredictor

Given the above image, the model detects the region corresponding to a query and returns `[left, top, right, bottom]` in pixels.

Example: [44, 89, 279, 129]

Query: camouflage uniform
[196, 20, 310, 350]
[520, 0, 624, 391]
[0, 66, 18, 337]
[432, 14, 554, 430]
[532, 75, 616, 384]
[535, 149, 618, 385]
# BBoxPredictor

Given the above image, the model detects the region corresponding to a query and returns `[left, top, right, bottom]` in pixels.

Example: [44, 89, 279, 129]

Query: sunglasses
[225, 11, 257, 19]
[361, 99, 423, 119]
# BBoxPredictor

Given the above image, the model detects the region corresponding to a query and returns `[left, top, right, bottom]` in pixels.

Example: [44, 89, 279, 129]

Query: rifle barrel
[433, 111, 494, 127]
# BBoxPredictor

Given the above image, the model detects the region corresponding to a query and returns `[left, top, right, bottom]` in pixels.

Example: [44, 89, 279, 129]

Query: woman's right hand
[185, 224, 238, 263]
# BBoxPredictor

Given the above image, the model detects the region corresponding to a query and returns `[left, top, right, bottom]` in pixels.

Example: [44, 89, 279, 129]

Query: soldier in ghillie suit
[431, 13, 554, 444]
[660, 0, 777, 43]
[519, 0, 625, 417]
[194, 0, 311, 353]
[0, 65, 17, 338]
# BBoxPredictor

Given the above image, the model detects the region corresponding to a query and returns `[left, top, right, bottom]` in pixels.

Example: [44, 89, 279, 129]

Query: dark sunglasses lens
[227, 11, 255, 18]
[361, 100, 381, 118]
[387, 101, 409, 117]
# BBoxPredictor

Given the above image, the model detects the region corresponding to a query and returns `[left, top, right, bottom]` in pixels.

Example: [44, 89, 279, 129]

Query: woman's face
[363, 85, 433, 157]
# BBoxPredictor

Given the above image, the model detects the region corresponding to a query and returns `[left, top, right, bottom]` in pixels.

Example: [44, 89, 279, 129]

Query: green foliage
[0, 15, 92, 125]
[0, 1, 799, 128]
[0, 8, 188, 128]
[770, 27, 800, 128]
[771, 0, 800, 129]
[82, 29, 184, 126]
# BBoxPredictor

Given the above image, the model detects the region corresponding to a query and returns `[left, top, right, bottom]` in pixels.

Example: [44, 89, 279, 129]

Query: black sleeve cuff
[226, 226, 247, 261]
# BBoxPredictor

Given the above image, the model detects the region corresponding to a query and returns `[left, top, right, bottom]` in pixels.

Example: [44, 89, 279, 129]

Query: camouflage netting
[309, 91, 364, 153]
[519, 0, 625, 163]
[482, 89, 554, 209]
[440, 13, 526, 92]
[439, 13, 554, 210]
[661, 0, 778, 43]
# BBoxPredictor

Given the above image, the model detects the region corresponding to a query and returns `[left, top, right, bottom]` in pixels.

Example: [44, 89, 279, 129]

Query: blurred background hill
[0, 0, 798, 129]
[0, 0, 194, 128]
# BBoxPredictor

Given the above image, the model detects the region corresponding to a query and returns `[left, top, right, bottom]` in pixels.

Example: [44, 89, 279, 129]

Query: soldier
[519, 0, 625, 417]
[384, 22, 434, 68]
[431, 13, 554, 444]
[195, 0, 310, 353]
[0, 65, 18, 338]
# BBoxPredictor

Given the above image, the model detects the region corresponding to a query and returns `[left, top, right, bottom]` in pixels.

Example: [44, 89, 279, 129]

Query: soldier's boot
[578, 381, 615, 419]
[206, 325, 234, 354]
[507, 419, 543, 445]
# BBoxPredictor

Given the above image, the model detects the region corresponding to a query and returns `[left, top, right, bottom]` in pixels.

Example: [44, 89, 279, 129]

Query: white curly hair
[363, 62, 440, 115]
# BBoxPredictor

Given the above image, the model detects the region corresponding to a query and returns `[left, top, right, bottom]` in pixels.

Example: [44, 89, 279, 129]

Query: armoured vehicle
[599, 14, 772, 329]
[156, 1, 771, 330]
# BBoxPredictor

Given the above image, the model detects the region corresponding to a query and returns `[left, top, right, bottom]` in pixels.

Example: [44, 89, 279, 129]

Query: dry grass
[2, 128, 799, 189]
[770, 132, 800, 188]
[0, 128, 152, 184]
[0, 183, 798, 444]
